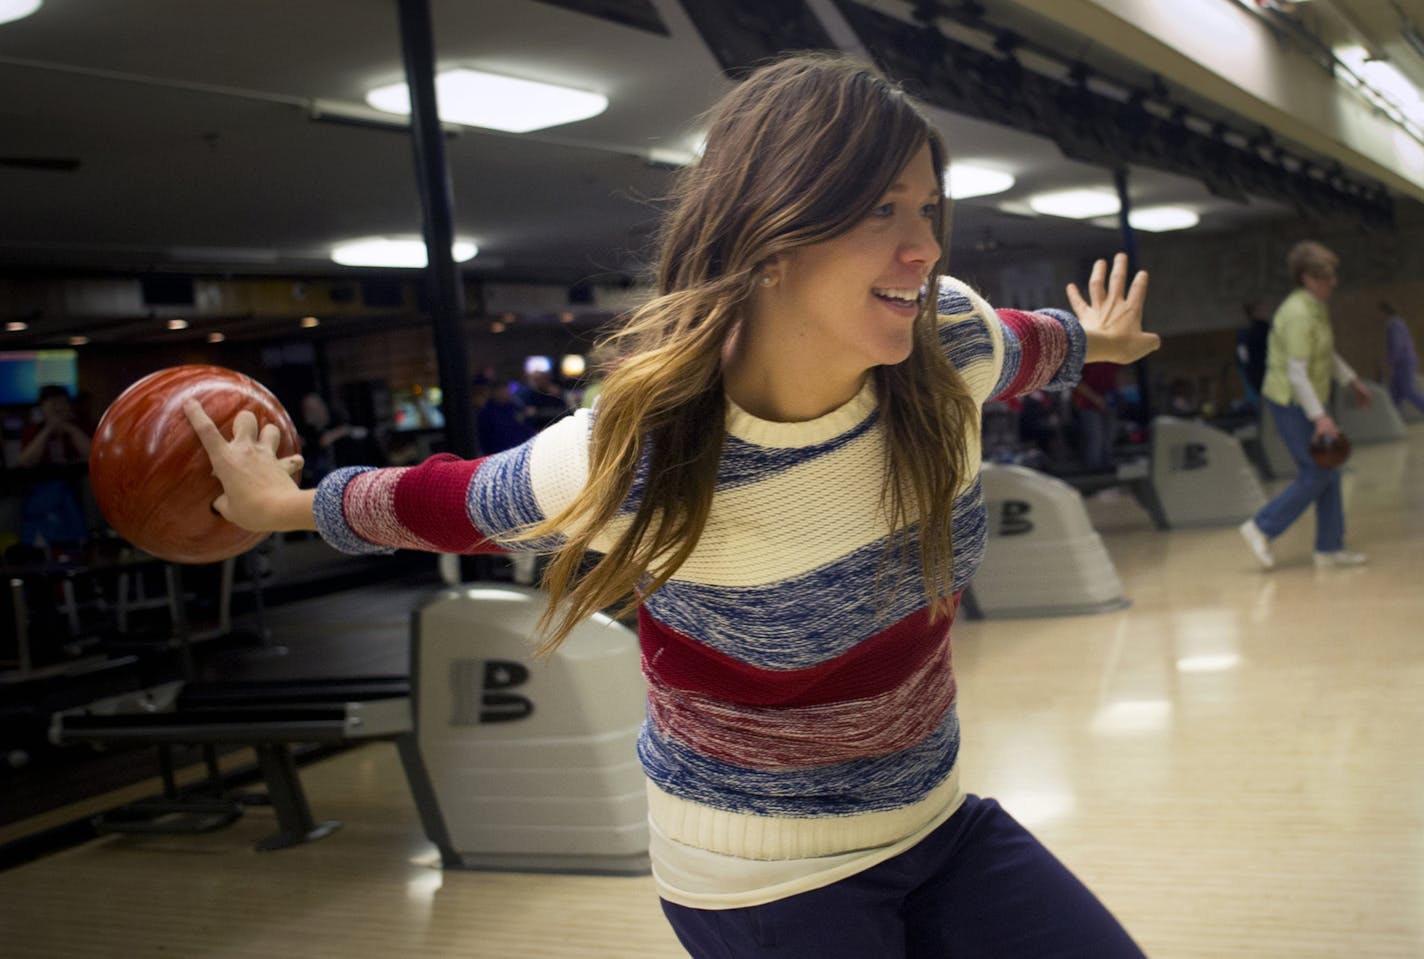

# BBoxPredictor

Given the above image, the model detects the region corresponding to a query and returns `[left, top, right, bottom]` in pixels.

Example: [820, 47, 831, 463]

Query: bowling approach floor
[1, 424, 1422, 958]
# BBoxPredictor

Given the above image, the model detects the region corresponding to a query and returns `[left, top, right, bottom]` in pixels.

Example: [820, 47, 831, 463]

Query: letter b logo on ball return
[1172, 442, 1209, 471]
[451, 659, 534, 724]
[997, 500, 1034, 536]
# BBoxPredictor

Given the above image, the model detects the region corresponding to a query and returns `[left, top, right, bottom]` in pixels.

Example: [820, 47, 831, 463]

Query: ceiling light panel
[331, 237, 478, 269]
[366, 69, 608, 133]
[946, 164, 1016, 200]
[1026, 189, 1120, 219]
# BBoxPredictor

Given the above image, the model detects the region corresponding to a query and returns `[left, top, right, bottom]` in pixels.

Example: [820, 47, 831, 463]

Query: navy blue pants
[661, 795, 1146, 958]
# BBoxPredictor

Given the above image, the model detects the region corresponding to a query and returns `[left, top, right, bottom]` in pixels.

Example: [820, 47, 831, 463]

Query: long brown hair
[520, 53, 978, 653]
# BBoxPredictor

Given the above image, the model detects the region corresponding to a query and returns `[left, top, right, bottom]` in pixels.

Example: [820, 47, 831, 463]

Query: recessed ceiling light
[946, 164, 1016, 200]
[1026, 188, 1120, 219]
[68, 335, 89, 346]
[1128, 206, 1200, 232]
[208, 332, 226, 343]
[167, 318, 189, 330]
[300, 315, 320, 328]
[331, 237, 477, 268]
[5, 321, 27, 332]
[366, 69, 608, 134]
[0, 1, 42, 28]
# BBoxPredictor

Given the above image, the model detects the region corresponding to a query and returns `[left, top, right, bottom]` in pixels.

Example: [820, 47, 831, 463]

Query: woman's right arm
[185, 399, 591, 555]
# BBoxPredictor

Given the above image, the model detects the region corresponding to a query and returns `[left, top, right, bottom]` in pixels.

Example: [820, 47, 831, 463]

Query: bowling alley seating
[52, 675, 412, 851]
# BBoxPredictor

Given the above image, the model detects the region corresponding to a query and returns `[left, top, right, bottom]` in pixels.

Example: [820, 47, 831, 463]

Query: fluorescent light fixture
[1129, 206, 1200, 232]
[331, 236, 477, 268]
[946, 164, 1016, 199]
[366, 69, 607, 133]
[0, 0, 42, 27]
[1027, 189, 1120, 219]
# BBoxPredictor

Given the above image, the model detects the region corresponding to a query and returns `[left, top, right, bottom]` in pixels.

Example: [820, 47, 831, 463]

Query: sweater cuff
[313, 467, 396, 555]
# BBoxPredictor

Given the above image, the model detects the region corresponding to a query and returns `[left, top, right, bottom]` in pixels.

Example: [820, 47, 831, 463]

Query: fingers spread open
[259, 422, 281, 453]
[183, 401, 228, 457]
[1088, 258, 1107, 303]
[231, 409, 259, 441]
[1107, 252, 1127, 304]
[1127, 269, 1149, 309]
[1065, 282, 1089, 316]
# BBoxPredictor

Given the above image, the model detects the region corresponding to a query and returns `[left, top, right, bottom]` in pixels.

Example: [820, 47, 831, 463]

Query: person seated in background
[298, 393, 369, 484]
[473, 375, 535, 455]
[1072, 361, 1119, 472]
[517, 369, 571, 432]
[15, 384, 91, 552]
[17, 384, 90, 467]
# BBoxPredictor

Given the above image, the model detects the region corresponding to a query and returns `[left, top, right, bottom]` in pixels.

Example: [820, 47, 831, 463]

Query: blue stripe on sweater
[644, 479, 986, 670]
[637, 705, 960, 816]
[717, 415, 879, 489]
[466, 442, 566, 550]
[1038, 307, 1086, 391]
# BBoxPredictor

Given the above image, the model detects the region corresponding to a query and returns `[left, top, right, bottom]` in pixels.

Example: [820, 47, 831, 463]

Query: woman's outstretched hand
[183, 400, 316, 532]
[1067, 253, 1159, 364]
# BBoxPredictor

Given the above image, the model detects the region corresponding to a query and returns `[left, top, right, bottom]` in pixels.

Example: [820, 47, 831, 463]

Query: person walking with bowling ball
[186, 53, 1159, 958]
[1239, 240, 1372, 570]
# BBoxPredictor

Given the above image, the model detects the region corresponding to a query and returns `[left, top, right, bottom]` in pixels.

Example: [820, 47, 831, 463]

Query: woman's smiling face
[763, 143, 944, 377]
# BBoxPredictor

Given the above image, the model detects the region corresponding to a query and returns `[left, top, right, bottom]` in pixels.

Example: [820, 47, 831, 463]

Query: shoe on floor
[1239, 519, 1274, 569]
[1314, 550, 1367, 568]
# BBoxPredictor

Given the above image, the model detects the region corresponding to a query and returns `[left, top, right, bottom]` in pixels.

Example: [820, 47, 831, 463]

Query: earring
[759, 275, 773, 287]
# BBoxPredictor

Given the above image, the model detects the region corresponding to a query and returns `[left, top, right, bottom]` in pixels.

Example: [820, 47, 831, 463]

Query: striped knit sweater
[313, 277, 1084, 905]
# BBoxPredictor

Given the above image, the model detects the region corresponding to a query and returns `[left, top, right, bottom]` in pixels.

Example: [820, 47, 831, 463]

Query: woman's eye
[870, 202, 894, 218]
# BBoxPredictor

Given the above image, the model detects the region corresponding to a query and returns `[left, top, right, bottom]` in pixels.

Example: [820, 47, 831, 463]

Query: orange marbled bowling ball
[90, 365, 299, 564]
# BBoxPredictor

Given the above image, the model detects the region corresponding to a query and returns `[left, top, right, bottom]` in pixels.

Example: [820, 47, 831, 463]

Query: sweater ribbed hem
[647, 766, 961, 861]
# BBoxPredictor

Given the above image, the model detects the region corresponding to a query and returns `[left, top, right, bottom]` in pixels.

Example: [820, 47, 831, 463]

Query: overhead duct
[673, 0, 1394, 228]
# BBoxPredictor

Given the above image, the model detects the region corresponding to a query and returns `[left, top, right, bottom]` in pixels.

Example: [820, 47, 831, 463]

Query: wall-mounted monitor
[0, 350, 79, 405]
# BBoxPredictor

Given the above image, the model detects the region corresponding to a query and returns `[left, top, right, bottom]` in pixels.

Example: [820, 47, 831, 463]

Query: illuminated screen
[0, 350, 80, 405]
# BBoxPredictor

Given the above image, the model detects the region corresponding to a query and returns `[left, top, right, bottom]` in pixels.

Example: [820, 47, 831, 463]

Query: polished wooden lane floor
[3, 425, 1421, 958]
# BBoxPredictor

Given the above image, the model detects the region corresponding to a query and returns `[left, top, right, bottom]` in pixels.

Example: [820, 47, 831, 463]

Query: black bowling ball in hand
[1309, 431, 1351, 470]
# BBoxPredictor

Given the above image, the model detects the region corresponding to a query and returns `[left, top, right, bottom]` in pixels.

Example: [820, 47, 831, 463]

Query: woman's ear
[757, 254, 786, 289]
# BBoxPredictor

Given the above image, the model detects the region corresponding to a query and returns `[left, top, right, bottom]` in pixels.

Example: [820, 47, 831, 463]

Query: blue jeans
[660, 796, 1145, 959]
[1254, 400, 1344, 552]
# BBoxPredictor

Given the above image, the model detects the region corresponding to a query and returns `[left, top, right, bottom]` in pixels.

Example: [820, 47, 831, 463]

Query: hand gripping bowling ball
[89, 365, 299, 564]
[1308, 430, 1351, 470]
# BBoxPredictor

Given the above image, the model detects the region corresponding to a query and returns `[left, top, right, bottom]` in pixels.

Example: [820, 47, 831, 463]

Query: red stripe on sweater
[645, 645, 955, 769]
[391, 454, 503, 553]
[995, 308, 1046, 399]
[638, 595, 959, 709]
